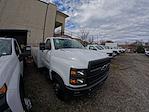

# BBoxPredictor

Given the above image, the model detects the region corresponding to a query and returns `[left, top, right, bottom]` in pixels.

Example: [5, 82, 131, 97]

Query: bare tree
[80, 28, 89, 41]
[91, 36, 94, 43]
[88, 35, 94, 44]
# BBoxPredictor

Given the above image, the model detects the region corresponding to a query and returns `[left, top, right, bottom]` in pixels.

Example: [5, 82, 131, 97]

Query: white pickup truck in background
[32, 37, 111, 100]
[86, 44, 114, 58]
[105, 43, 126, 54]
[0, 38, 27, 112]
[145, 50, 149, 56]
[104, 46, 121, 55]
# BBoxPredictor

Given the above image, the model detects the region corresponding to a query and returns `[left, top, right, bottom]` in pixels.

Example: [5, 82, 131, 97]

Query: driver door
[41, 39, 51, 69]
[14, 40, 24, 76]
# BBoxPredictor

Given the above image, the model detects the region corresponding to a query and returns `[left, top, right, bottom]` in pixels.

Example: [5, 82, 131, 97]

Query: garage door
[0, 29, 28, 50]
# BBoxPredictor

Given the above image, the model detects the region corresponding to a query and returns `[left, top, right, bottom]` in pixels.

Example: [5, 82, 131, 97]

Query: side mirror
[45, 44, 51, 50]
[39, 43, 45, 50]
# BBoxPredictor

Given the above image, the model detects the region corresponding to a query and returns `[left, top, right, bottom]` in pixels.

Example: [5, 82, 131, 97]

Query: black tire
[53, 80, 69, 101]
[19, 77, 28, 112]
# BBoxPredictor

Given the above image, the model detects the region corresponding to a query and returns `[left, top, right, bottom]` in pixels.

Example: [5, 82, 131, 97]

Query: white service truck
[32, 37, 111, 100]
[86, 44, 114, 58]
[105, 43, 125, 54]
[105, 43, 118, 48]
[0, 38, 27, 112]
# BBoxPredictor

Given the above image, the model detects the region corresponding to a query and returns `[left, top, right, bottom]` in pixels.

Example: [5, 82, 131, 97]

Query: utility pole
[43, 3, 49, 42]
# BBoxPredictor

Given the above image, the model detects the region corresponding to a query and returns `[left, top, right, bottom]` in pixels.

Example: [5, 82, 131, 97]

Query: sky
[43, 0, 149, 42]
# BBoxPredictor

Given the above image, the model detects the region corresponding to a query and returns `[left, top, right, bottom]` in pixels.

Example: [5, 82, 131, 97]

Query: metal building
[0, 0, 68, 47]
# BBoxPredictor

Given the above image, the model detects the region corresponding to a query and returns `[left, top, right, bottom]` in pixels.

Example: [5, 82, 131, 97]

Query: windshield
[96, 46, 104, 50]
[99, 45, 106, 49]
[0, 39, 12, 57]
[53, 38, 84, 49]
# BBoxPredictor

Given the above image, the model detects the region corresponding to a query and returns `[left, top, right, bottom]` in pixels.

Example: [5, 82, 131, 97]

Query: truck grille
[86, 58, 111, 86]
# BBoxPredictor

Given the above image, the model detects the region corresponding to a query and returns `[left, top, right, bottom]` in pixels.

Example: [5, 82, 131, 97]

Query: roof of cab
[0, 37, 12, 40]
[46, 37, 74, 40]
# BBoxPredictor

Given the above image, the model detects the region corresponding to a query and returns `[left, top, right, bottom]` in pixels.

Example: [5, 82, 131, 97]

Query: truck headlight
[70, 68, 86, 85]
[0, 84, 7, 96]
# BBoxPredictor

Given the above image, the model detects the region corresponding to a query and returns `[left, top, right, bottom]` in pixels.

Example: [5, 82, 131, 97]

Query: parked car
[32, 37, 111, 100]
[86, 44, 114, 58]
[0, 38, 27, 112]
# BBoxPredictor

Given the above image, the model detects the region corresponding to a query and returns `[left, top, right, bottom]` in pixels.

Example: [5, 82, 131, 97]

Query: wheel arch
[51, 71, 65, 86]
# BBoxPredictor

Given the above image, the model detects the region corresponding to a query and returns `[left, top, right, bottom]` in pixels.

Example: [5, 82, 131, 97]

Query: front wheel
[53, 81, 69, 101]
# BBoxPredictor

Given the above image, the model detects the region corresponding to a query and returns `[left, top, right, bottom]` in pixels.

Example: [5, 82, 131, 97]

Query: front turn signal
[0, 84, 7, 94]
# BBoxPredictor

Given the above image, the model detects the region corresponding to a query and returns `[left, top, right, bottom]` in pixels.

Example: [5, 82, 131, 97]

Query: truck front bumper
[0, 94, 11, 112]
[65, 73, 108, 96]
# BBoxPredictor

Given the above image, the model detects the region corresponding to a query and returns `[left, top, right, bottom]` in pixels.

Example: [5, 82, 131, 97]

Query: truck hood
[0, 55, 16, 87]
[53, 49, 109, 68]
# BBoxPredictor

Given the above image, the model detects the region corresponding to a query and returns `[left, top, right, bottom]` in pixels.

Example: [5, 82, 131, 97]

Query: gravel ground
[24, 53, 149, 112]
